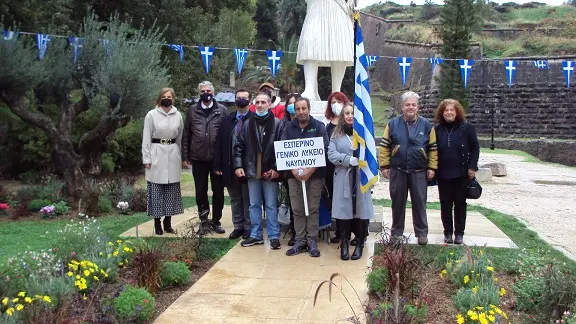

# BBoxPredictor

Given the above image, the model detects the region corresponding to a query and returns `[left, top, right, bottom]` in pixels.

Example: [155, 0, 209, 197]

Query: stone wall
[416, 84, 576, 140]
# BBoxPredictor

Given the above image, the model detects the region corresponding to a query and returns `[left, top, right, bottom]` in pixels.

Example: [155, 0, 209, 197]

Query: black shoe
[229, 229, 243, 239]
[454, 235, 464, 245]
[340, 237, 349, 261]
[350, 237, 357, 246]
[196, 222, 210, 236]
[307, 238, 320, 258]
[285, 244, 306, 256]
[154, 218, 163, 235]
[211, 222, 225, 234]
[270, 239, 281, 250]
[241, 237, 264, 247]
[163, 216, 175, 234]
[444, 234, 454, 244]
[242, 230, 250, 239]
[288, 236, 296, 246]
[330, 236, 340, 244]
[351, 245, 364, 260]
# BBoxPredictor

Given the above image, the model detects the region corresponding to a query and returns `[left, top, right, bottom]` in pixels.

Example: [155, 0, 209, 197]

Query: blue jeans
[247, 178, 280, 240]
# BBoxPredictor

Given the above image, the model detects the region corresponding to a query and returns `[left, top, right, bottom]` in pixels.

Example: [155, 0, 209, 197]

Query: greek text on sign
[274, 137, 326, 171]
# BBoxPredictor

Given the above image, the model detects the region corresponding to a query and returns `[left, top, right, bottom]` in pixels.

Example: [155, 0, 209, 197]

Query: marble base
[310, 100, 327, 122]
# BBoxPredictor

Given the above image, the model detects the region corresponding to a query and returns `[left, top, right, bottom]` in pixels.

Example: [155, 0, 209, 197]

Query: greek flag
[3, 31, 17, 40]
[397, 57, 412, 86]
[36, 34, 51, 60]
[353, 19, 379, 193]
[366, 55, 379, 66]
[533, 60, 549, 69]
[459, 59, 474, 88]
[266, 50, 283, 78]
[504, 60, 518, 88]
[101, 39, 112, 57]
[199, 46, 215, 74]
[562, 61, 574, 88]
[169, 44, 184, 63]
[428, 57, 444, 72]
[69, 37, 83, 63]
[233, 48, 249, 75]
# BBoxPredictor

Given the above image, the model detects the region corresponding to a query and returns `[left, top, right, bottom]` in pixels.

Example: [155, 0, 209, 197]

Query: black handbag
[467, 177, 482, 199]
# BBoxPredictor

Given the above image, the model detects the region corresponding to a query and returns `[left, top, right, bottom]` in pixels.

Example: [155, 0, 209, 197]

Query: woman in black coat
[434, 99, 480, 245]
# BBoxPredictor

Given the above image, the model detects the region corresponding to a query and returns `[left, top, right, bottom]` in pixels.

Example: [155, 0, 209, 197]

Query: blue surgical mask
[287, 104, 295, 114]
[255, 110, 269, 117]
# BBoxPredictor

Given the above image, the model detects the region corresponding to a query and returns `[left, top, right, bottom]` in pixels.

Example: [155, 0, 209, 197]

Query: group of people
[141, 82, 479, 261]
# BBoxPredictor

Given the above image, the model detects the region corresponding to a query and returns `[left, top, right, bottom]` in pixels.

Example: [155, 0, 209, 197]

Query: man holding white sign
[279, 97, 329, 257]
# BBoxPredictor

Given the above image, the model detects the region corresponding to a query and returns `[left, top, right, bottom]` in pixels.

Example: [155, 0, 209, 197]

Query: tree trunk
[51, 139, 84, 203]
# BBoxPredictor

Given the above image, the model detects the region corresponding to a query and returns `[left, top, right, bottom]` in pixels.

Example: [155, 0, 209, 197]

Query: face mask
[236, 98, 250, 108]
[200, 93, 212, 103]
[160, 98, 172, 108]
[255, 110, 269, 117]
[287, 104, 295, 115]
[331, 103, 343, 116]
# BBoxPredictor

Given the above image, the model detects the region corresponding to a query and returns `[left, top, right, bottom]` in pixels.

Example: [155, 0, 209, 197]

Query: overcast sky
[357, 0, 566, 8]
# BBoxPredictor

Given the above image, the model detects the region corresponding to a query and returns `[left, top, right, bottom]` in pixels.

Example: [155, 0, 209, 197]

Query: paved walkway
[120, 205, 516, 323]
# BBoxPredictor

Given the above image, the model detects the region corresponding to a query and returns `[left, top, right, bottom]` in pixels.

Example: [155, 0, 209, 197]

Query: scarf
[343, 124, 353, 136]
[249, 111, 275, 153]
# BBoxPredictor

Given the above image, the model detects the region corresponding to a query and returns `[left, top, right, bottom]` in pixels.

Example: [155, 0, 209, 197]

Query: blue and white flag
[68, 37, 84, 63]
[169, 44, 184, 63]
[266, 50, 283, 78]
[233, 48, 249, 75]
[3, 31, 17, 40]
[533, 60, 549, 69]
[397, 57, 412, 86]
[562, 61, 575, 88]
[428, 57, 444, 72]
[459, 59, 474, 88]
[367, 56, 379, 66]
[199, 46, 215, 74]
[353, 19, 379, 193]
[36, 34, 51, 60]
[504, 60, 518, 88]
[101, 39, 113, 57]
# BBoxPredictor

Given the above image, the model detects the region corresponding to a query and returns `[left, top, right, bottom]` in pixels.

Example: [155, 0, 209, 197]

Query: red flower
[144, 299, 149, 304]
[0, 203, 9, 210]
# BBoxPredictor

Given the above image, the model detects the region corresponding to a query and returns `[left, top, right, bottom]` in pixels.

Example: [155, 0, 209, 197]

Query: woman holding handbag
[434, 99, 480, 245]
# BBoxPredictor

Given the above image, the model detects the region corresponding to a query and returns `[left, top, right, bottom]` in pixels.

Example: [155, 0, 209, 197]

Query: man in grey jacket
[182, 81, 228, 235]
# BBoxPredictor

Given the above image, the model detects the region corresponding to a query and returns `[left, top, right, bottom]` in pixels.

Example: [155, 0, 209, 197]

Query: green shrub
[27, 199, 52, 212]
[160, 261, 192, 288]
[110, 119, 144, 172]
[97, 196, 113, 213]
[53, 201, 70, 216]
[100, 153, 116, 174]
[453, 282, 500, 313]
[367, 266, 389, 295]
[513, 275, 545, 312]
[113, 285, 155, 323]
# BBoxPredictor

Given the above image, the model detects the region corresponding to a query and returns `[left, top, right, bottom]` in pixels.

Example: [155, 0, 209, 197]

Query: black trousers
[192, 160, 225, 225]
[438, 177, 469, 236]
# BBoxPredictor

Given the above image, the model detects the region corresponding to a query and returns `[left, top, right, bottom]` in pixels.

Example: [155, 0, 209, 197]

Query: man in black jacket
[182, 81, 228, 235]
[214, 89, 253, 240]
[234, 92, 284, 250]
[282, 97, 329, 257]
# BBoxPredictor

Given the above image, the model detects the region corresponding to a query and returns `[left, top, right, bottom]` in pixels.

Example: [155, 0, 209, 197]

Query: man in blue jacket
[282, 97, 329, 257]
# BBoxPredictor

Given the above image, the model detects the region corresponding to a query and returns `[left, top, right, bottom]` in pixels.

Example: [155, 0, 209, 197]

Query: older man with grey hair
[378, 91, 438, 245]
[182, 81, 228, 235]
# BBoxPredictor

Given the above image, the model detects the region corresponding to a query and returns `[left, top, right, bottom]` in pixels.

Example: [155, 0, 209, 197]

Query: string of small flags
[2, 30, 575, 87]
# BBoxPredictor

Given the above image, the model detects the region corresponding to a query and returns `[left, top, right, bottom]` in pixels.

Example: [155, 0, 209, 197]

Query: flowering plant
[39, 205, 55, 219]
[116, 201, 130, 215]
[67, 260, 109, 294]
[99, 239, 134, 268]
[0, 202, 9, 216]
[0, 291, 52, 317]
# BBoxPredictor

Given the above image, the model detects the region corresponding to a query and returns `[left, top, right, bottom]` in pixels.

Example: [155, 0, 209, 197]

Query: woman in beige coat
[142, 88, 184, 235]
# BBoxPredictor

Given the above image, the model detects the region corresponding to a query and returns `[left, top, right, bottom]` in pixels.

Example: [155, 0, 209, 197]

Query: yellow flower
[67, 271, 73, 277]
[89, 268, 95, 273]
[486, 266, 494, 272]
[99, 252, 103, 256]
[440, 269, 448, 277]
[76, 275, 81, 279]
[12, 297, 19, 303]
[476, 306, 484, 311]
[468, 311, 478, 321]
[449, 252, 454, 255]
[487, 314, 496, 322]
[113, 251, 119, 257]
[17, 291, 26, 297]
[463, 275, 470, 284]
[43, 296, 51, 303]
[108, 242, 114, 246]
[456, 314, 465, 324]
[123, 247, 131, 252]
[94, 276, 99, 281]
[117, 239, 122, 244]
[2, 297, 8, 305]
[499, 287, 506, 297]
[5, 307, 14, 316]
[493, 277, 498, 282]
[83, 270, 90, 276]
[472, 286, 479, 294]
[119, 262, 124, 267]
[16, 304, 24, 311]
[24, 297, 32, 303]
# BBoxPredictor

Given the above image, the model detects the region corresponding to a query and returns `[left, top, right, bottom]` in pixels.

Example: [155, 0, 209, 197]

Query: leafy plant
[513, 275, 546, 312]
[167, 219, 202, 266]
[367, 266, 389, 296]
[53, 201, 69, 216]
[0, 249, 63, 296]
[97, 196, 113, 213]
[131, 244, 164, 295]
[160, 261, 192, 288]
[113, 285, 155, 323]
[53, 218, 108, 262]
[27, 199, 51, 212]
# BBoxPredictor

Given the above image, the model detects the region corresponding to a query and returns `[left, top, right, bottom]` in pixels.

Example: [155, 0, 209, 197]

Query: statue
[297, 0, 356, 101]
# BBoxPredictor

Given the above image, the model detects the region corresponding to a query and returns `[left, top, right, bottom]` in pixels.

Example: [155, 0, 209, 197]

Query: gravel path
[372, 152, 576, 260]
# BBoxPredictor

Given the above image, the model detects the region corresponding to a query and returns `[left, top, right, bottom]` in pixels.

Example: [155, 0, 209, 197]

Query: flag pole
[351, 12, 359, 216]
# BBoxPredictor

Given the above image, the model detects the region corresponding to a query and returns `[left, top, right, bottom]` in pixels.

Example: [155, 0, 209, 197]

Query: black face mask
[200, 93, 212, 103]
[235, 98, 250, 108]
[160, 98, 172, 108]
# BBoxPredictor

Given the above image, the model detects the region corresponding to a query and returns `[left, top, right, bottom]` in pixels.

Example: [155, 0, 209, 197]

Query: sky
[357, 0, 566, 9]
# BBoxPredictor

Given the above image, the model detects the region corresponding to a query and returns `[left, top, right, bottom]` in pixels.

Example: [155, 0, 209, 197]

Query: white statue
[297, 0, 356, 101]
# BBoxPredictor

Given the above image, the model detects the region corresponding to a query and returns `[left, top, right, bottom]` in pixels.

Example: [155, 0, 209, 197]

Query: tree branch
[0, 90, 60, 140]
[73, 94, 90, 118]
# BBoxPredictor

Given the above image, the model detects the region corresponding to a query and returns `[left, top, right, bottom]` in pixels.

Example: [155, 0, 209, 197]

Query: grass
[372, 96, 392, 137]
[475, 34, 576, 58]
[503, 5, 576, 23]
[480, 148, 542, 163]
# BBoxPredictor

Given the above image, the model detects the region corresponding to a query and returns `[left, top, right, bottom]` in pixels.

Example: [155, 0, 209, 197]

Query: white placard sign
[274, 137, 326, 171]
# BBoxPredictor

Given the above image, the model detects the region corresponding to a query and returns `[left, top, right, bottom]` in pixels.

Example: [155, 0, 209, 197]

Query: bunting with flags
[428, 57, 444, 72]
[504, 60, 518, 88]
[68, 37, 84, 63]
[199, 46, 215, 74]
[533, 60, 549, 69]
[36, 34, 51, 60]
[3, 31, 16, 40]
[397, 57, 412, 86]
[169, 44, 184, 63]
[101, 39, 112, 57]
[266, 50, 283, 78]
[562, 61, 574, 88]
[459, 59, 474, 88]
[367, 55, 379, 66]
[233, 48, 249, 75]
[352, 17, 379, 193]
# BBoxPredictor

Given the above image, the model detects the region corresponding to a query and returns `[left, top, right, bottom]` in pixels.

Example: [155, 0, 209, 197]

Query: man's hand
[427, 169, 435, 181]
[268, 169, 279, 180]
[468, 169, 476, 180]
[299, 168, 316, 182]
[182, 161, 190, 168]
[382, 169, 390, 179]
[145, 163, 151, 169]
[235, 168, 245, 178]
[215, 171, 222, 175]
[291, 169, 302, 181]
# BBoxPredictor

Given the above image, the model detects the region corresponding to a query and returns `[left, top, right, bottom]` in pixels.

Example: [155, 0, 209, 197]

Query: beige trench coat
[142, 106, 184, 184]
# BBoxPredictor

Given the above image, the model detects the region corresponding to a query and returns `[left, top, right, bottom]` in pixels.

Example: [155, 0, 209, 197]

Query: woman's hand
[468, 169, 476, 180]
[145, 163, 151, 169]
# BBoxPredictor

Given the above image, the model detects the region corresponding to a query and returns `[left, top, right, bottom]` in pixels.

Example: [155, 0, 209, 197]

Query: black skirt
[147, 182, 184, 218]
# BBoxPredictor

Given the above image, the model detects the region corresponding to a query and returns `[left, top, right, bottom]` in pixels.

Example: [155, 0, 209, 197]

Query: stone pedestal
[310, 100, 327, 122]
[481, 162, 507, 177]
[476, 167, 493, 183]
